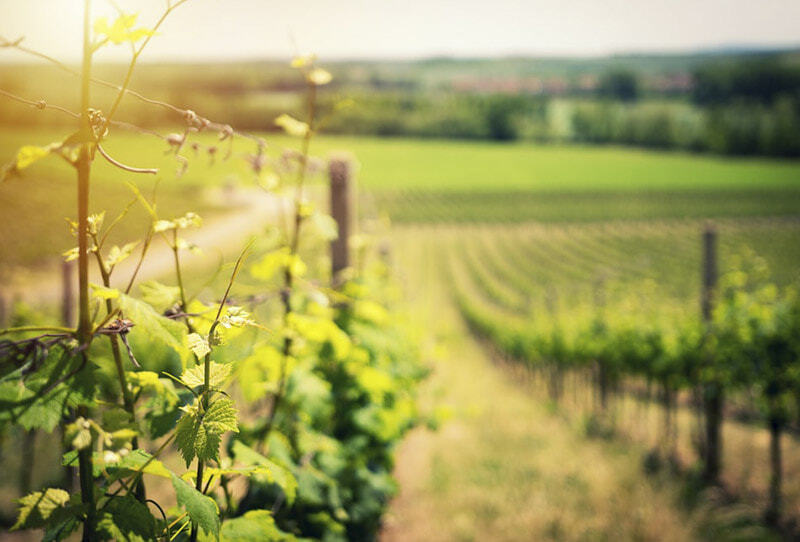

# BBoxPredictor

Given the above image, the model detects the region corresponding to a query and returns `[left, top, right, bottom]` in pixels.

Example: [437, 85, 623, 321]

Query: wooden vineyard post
[701, 223, 722, 484]
[329, 156, 352, 285]
[701, 225, 717, 323]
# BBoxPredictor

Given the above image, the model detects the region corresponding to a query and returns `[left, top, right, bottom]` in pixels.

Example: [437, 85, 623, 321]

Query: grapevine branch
[1, 31, 264, 144]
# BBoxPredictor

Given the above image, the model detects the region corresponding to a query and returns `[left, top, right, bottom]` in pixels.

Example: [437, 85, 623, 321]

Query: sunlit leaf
[181, 361, 231, 389]
[105, 241, 139, 269]
[171, 472, 220, 539]
[308, 68, 332, 86]
[12, 488, 71, 531]
[290, 53, 316, 68]
[187, 333, 211, 360]
[274, 114, 309, 137]
[94, 13, 154, 46]
[16, 145, 52, 169]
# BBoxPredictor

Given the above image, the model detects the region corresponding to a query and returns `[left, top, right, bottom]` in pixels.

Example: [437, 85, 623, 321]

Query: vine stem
[261, 78, 317, 444]
[90, 233, 144, 500]
[189, 243, 251, 542]
[77, 1, 95, 540]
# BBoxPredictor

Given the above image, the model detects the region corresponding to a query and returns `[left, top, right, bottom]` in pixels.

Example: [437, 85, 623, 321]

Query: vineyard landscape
[1, 1, 800, 541]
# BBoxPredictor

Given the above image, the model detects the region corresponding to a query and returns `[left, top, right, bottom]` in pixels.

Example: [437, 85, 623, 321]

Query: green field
[5, 128, 800, 193]
[3, 127, 800, 270]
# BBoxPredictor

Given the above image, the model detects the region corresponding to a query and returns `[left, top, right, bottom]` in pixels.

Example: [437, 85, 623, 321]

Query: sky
[1, 0, 799, 63]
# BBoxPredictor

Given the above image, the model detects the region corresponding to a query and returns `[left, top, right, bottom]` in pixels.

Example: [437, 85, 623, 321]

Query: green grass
[3, 126, 800, 269]
[9, 128, 800, 193]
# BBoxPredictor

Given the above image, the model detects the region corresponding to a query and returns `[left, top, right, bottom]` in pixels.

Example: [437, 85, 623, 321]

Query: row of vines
[443, 220, 800, 530]
[0, 2, 424, 541]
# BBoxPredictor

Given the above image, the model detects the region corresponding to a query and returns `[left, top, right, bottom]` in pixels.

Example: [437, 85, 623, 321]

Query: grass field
[3, 126, 800, 270]
[7, 128, 799, 193]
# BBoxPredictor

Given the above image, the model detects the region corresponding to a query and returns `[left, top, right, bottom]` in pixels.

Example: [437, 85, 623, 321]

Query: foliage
[0, 6, 423, 541]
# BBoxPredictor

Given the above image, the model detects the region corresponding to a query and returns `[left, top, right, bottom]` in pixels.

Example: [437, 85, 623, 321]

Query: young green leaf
[181, 361, 231, 389]
[139, 280, 180, 312]
[274, 114, 309, 137]
[220, 510, 295, 541]
[94, 13, 154, 45]
[91, 283, 120, 301]
[97, 494, 156, 542]
[231, 441, 297, 504]
[174, 396, 237, 466]
[12, 488, 71, 530]
[187, 333, 212, 360]
[203, 397, 239, 434]
[171, 472, 220, 540]
[16, 144, 54, 169]
[119, 293, 189, 362]
[104, 241, 139, 269]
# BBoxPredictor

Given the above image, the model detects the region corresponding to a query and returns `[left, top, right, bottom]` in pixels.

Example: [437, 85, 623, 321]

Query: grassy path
[381, 229, 703, 541]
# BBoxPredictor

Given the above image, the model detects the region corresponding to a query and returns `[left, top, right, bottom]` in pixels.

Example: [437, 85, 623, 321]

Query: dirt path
[7, 188, 289, 308]
[381, 229, 704, 542]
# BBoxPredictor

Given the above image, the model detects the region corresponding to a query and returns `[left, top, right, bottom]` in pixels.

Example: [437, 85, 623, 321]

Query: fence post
[329, 156, 352, 284]
[701, 223, 722, 484]
[701, 225, 717, 322]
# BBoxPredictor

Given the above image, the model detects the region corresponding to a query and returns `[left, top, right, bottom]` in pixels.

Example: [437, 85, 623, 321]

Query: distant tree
[692, 59, 800, 105]
[598, 70, 640, 102]
[482, 94, 528, 141]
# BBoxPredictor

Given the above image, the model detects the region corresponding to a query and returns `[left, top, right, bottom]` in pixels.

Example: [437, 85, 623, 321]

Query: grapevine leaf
[220, 510, 295, 541]
[139, 280, 180, 313]
[188, 333, 211, 359]
[119, 293, 189, 363]
[290, 53, 316, 68]
[251, 248, 306, 281]
[181, 361, 231, 389]
[112, 449, 172, 479]
[204, 397, 239, 435]
[87, 212, 105, 235]
[12, 488, 71, 530]
[98, 494, 156, 542]
[231, 441, 297, 504]
[274, 114, 309, 137]
[91, 283, 119, 300]
[174, 397, 235, 467]
[175, 409, 199, 467]
[94, 14, 154, 45]
[126, 370, 163, 394]
[171, 472, 220, 540]
[17, 385, 69, 432]
[219, 306, 255, 329]
[104, 241, 139, 269]
[62, 247, 80, 262]
[194, 422, 222, 463]
[16, 145, 54, 169]
[154, 212, 202, 233]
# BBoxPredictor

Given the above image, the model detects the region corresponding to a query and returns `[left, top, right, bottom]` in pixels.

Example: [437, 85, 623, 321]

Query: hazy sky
[1, 0, 799, 63]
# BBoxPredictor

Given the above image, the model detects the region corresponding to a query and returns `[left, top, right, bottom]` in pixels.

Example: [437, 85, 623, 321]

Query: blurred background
[1, 1, 800, 541]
